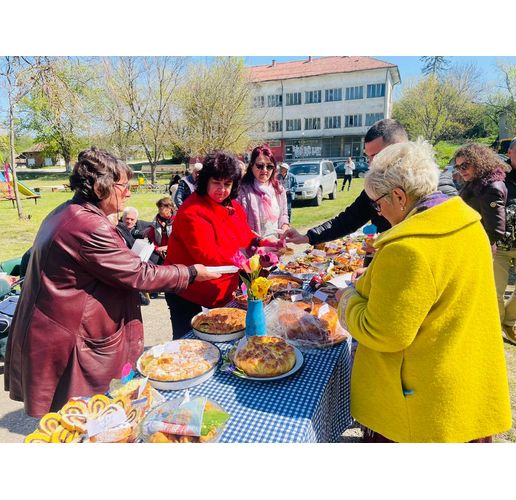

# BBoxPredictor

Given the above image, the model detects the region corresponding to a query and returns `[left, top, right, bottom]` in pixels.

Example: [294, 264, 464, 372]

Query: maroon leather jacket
[4, 196, 191, 417]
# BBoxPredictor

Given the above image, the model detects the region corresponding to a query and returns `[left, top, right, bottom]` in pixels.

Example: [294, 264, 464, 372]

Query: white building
[247, 56, 401, 162]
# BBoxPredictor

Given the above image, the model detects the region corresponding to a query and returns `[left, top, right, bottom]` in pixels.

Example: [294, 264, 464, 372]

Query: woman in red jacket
[165, 151, 277, 338]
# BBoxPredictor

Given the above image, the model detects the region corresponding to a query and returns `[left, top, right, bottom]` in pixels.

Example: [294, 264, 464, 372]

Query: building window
[253, 95, 265, 108]
[345, 86, 364, 100]
[365, 113, 385, 126]
[267, 120, 282, 132]
[305, 117, 321, 130]
[325, 88, 342, 102]
[344, 114, 363, 128]
[286, 92, 302, 106]
[324, 116, 341, 129]
[367, 83, 386, 98]
[286, 119, 302, 131]
[267, 94, 283, 107]
[305, 90, 322, 104]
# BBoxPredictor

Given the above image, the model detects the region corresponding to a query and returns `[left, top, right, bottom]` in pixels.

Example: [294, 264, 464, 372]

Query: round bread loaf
[234, 336, 296, 377]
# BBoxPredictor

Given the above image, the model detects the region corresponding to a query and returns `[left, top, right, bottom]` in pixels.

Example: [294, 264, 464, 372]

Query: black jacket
[306, 174, 458, 246]
[505, 159, 516, 206]
[459, 168, 507, 245]
[307, 190, 391, 245]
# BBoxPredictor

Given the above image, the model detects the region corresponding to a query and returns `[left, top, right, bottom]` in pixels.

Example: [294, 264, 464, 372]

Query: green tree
[175, 57, 257, 156]
[20, 57, 94, 172]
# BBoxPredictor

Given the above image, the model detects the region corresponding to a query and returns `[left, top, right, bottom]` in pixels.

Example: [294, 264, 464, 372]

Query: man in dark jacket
[174, 162, 202, 208]
[494, 138, 516, 344]
[283, 119, 456, 248]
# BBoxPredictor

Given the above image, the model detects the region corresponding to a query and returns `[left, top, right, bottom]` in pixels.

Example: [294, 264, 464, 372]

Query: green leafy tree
[20, 57, 94, 172]
[175, 57, 257, 157]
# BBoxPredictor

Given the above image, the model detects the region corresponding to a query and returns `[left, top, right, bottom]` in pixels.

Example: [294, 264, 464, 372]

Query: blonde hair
[365, 139, 440, 201]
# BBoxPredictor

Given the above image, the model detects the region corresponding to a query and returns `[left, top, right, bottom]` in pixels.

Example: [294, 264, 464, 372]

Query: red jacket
[4, 196, 191, 417]
[165, 192, 257, 307]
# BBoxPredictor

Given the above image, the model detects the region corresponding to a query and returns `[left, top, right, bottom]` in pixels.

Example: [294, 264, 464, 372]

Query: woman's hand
[193, 264, 222, 282]
[281, 228, 309, 245]
[351, 267, 367, 285]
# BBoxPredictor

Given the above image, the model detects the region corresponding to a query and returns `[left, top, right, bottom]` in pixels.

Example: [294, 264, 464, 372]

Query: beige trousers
[493, 247, 516, 327]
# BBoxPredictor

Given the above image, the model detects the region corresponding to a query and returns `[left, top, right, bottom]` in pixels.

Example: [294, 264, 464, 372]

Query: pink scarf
[252, 180, 278, 222]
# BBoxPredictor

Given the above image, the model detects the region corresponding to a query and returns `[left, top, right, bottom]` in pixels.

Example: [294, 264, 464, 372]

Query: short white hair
[192, 162, 203, 172]
[365, 139, 440, 201]
[122, 206, 139, 218]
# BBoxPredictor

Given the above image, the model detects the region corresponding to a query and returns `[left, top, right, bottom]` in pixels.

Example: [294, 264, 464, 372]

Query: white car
[290, 160, 338, 206]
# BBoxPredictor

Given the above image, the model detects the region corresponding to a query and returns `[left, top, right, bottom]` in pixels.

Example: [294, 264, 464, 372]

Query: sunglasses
[254, 163, 274, 171]
[370, 192, 389, 212]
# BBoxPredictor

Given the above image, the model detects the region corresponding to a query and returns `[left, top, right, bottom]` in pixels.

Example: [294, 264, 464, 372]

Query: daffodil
[250, 277, 271, 300]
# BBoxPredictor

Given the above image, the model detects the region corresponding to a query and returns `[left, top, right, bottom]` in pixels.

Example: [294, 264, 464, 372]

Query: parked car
[334, 157, 369, 178]
[290, 160, 338, 206]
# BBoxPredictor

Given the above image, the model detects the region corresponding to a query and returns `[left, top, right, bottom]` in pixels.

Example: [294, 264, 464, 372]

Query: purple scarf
[411, 191, 449, 214]
[251, 180, 278, 222]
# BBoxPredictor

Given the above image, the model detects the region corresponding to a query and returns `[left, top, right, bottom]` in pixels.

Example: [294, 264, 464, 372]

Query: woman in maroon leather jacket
[4, 148, 219, 417]
[455, 143, 509, 251]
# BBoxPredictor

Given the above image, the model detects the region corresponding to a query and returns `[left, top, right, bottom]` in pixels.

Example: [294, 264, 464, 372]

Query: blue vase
[246, 299, 266, 336]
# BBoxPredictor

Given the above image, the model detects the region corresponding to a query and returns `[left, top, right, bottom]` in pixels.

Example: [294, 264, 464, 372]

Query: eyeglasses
[455, 162, 471, 172]
[254, 163, 274, 171]
[370, 192, 389, 212]
[114, 182, 130, 193]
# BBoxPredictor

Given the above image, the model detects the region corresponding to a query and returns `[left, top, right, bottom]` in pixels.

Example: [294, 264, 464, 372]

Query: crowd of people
[3, 118, 515, 443]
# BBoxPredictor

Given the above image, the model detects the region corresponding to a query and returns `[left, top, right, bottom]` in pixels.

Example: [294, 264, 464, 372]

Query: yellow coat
[344, 197, 512, 442]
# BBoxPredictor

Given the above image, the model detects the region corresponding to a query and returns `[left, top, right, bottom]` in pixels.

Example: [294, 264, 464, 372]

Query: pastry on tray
[268, 275, 303, 293]
[192, 307, 246, 334]
[234, 336, 296, 378]
[139, 340, 220, 381]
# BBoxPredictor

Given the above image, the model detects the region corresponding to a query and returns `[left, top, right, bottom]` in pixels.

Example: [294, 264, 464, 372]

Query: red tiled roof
[247, 56, 399, 83]
[22, 143, 46, 153]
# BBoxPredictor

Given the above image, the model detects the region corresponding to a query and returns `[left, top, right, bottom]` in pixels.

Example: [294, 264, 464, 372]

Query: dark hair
[169, 174, 181, 185]
[242, 145, 282, 194]
[69, 147, 132, 203]
[364, 118, 408, 145]
[156, 196, 174, 209]
[196, 151, 242, 205]
[453, 143, 509, 179]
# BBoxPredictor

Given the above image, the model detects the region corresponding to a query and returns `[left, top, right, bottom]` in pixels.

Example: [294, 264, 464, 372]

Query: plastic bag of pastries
[265, 297, 349, 349]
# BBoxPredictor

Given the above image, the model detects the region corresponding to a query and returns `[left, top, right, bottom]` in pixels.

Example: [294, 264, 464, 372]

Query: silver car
[290, 160, 338, 206]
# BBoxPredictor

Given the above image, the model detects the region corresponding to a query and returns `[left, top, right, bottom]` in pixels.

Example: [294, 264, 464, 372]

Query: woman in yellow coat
[339, 140, 511, 443]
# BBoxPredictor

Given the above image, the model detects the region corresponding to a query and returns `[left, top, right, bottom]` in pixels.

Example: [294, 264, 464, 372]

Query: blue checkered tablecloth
[157, 334, 352, 443]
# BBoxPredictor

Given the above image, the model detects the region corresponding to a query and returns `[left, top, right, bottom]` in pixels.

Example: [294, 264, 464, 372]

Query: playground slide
[9, 180, 39, 197]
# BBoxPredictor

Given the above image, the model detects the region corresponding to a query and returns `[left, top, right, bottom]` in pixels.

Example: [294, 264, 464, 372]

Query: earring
[401, 206, 405, 211]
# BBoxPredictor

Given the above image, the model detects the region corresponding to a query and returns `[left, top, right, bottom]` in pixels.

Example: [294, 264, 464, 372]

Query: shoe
[139, 292, 151, 306]
[502, 325, 516, 345]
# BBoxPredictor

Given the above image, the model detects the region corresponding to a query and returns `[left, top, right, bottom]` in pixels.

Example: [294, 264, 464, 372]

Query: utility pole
[7, 87, 24, 219]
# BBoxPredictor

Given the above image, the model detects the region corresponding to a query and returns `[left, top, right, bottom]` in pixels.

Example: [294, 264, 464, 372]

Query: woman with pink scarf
[238, 146, 290, 238]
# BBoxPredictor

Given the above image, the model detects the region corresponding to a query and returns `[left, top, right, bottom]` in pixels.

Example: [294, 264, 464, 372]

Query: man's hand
[193, 264, 222, 282]
[281, 228, 309, 245]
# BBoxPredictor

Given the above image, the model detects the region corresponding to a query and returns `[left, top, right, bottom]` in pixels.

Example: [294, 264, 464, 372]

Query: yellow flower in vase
[249, 254, 261, 274]
[250, 277, 271, 300]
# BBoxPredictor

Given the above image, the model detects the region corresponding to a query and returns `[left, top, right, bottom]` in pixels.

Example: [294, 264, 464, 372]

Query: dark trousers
[341, 175, 352, 191]
[287, 195, 292, 222]
[164, 292, 202, 339]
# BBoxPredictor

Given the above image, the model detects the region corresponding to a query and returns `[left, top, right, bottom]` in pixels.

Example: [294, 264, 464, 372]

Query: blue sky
[242, 56, 516, 85]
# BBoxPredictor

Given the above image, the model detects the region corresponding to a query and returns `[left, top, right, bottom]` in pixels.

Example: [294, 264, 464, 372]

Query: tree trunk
[65, 159, 71, 173]
[151, 163, 157, 185]
[8, 99, 24, 219]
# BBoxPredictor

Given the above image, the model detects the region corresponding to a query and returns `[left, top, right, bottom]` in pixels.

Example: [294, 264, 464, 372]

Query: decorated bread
[234, 336, 296, 378]
[192, 307, 246, 334]
[138, 340, 220, 381]
[234, 293, 272, 309]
